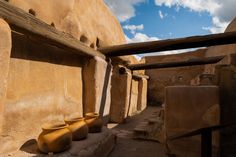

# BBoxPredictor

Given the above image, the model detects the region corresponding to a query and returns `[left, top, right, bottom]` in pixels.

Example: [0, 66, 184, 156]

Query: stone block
[216, 65, 236, 156]
[110, 66, 132, 123]
[128, 79, 139, 116]
[165, 86, 220, 157]
[137, 78, 147, 111]
[83, 57, 112, 122]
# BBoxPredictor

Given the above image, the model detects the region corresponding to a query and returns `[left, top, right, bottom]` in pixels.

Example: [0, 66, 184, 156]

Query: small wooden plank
[0, 0, 105, 59]
[127, 56, 224, 70]
[132, 73, 150, 79]
[99, 31, 236, 57]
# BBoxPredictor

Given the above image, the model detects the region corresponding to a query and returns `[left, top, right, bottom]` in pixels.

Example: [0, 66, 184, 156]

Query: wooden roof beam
[127, 56, 224, 70]
[0, 1, 105, 59]
[99, 32, 236, 57]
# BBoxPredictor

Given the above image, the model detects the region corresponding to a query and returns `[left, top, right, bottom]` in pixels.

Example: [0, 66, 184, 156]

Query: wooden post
[99, 32, 236, 56]
[201, 130, 212, 157]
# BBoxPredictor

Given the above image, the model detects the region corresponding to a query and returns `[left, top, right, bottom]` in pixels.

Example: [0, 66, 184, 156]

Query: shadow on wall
[11, 32, 85, 67]
[20, 139, 40, 155]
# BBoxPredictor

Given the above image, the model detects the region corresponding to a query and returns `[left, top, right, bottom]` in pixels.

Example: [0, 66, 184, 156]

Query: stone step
[148, 117, 163, 124]
[133, 110, 165, 143]
[10, 127, 116, 157]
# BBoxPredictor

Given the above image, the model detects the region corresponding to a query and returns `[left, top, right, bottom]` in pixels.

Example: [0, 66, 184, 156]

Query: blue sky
[122, 0, 213, 39]
[104, 0, 236, 56]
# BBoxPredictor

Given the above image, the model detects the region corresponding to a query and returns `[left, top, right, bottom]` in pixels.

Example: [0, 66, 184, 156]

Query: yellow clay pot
[37, 123, 72, 153]
[85, 113, 103, 133]
[64, 117, 88, 141]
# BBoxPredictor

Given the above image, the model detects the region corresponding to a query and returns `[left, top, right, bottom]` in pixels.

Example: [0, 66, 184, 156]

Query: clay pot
[85, 113, 103, 133]
[64, 117, 88, 141]
[37, 123, 72, 153]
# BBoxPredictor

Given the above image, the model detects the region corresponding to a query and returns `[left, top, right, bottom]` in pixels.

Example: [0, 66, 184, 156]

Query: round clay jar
[37, 123, 72, 153]
[85, 113, 103, 133]
[64, 117, 88, 141]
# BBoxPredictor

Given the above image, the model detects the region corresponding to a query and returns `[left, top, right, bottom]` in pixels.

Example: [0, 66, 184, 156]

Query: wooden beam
[132, 73, 150, 80]
[0, 0, 105, 59]
[99, 32, 236, 57]
[127, 56, 224, 70]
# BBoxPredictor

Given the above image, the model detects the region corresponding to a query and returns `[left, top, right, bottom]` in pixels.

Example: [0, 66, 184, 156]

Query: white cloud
[154, 0, 219, 13]
[159, 10, 164, 19]
[123, 24, 144, 34]
[125, 33, 159, 43]
[159, 10, 168, 19]
[104, 0, 146, 22]
[154, 0, 236, 33]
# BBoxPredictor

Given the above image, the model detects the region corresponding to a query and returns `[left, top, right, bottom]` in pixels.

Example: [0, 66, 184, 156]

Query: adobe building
[0, 0, 235, 157]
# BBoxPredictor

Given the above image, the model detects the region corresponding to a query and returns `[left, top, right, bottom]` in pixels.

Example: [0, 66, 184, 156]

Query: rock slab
[165, 86, 220, 157]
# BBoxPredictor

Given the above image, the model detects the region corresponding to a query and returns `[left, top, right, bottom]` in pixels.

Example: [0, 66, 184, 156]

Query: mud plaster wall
[0, 19, 11, 136]
[8, 0, 135, 63]
[145, 49, 206, 105]
[0, 0, 129, 154]
[8, 0, 125, 47]
[0, 24, 84, 154]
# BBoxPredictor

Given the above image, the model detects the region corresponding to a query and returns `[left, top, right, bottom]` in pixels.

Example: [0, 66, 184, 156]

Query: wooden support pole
[0, 0, 105, 59]
[169, 123, 236, 157]
[201, 130, 212, 157]
[99, 32, 236, 57]
[127, 56, 224, 70]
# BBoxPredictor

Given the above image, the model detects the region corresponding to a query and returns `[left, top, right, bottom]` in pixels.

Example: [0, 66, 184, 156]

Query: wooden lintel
[127, 56, 224, 70]
[132, 73, 150, 80]
[0, 1, 105, 59]
[99, 31, 236, 57]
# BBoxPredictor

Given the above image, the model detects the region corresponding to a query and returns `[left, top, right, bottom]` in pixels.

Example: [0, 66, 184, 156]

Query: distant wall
[145, 49, 206, 105]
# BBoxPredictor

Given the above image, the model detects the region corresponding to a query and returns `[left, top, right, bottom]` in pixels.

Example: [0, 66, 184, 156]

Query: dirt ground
[108, 107, 168, 157]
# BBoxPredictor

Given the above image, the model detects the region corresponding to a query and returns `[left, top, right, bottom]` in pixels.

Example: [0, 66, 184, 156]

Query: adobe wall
[0, 0, 132, 154]
[1, 26, 85, 153]
[0, 19, 11, 137]
[145, 49, 206, 105]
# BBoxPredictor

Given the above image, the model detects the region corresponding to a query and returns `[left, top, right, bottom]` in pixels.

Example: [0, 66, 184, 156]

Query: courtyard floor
[108, 107, 167, 157]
